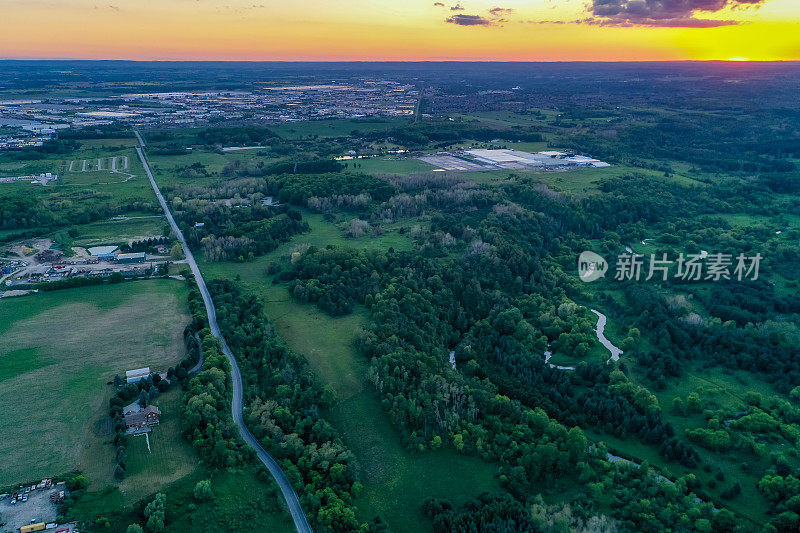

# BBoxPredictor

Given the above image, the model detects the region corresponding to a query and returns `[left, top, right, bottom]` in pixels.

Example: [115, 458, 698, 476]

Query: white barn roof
[126, 367, 150, 379]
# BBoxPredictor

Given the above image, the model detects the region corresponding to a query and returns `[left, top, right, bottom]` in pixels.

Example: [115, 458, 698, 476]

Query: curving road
[135, 142, 313, 533]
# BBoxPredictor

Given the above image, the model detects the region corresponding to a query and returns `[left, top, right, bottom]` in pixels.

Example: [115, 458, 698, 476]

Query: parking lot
[0, 482, 67, 532]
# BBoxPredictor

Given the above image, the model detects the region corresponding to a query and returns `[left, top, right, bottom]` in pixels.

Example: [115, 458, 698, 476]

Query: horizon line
[1, 58, 799, 63]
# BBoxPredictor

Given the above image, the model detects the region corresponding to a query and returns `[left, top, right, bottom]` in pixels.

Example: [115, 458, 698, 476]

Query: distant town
[0, 81, 418, 149]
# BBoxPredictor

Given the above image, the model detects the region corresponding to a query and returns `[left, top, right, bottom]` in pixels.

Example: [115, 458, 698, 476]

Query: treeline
[559, 114, 798, 174]
[423, 493, 620, 533]
[265, 159, 343, 175]
[182, 285, 250, 467]
[0, 195, 160, 230]
[354, 122, 544, 147]
[187, 169, 397, 211]
[59, 124, 131, 140]
[0, 138, 81, 160]
[149, 143, 189, 155]
[170, 195, 308, 262]
[608, 281, 800, 393]
[119, 236, 170, 253]
[197, 125, 279, 146]
[269, 172, 396, 206]
[208, 280, 368, 532]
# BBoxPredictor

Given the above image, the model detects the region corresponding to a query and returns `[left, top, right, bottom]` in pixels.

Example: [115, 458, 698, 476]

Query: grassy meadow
[0, 280, 189, 486]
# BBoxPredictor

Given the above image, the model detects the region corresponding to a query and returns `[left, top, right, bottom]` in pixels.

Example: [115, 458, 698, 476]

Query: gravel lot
[0, 484, 62, 532]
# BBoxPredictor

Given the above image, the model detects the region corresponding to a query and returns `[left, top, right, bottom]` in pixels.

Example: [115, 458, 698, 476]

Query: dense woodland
[147, 96, 800, 530]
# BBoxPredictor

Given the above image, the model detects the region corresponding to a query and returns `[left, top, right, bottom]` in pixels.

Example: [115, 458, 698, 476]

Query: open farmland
[0, 279, 189, 485]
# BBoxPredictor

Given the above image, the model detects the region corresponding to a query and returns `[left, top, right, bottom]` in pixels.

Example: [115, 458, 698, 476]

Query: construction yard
[0, 280, 190, 486]
[0, 238, 170, 289]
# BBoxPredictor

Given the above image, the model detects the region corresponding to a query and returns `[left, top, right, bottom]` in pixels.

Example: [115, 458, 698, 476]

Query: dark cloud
[450, 3, 465, 11]
[433, 1, 445, 6]
[488, 7, 514, 17]
[446, 13, 494, 25]
[589, 0, 766, 27]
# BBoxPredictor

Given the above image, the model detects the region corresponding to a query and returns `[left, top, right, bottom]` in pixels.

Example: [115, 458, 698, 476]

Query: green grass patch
[353, 157, 437, 175]
[69, 217, 167, 248]
[0, 280, 190, 486]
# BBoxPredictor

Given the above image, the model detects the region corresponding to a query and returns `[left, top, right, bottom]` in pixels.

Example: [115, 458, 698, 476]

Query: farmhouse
[124, 405, 161, 432]
[125, 367, 150, 383]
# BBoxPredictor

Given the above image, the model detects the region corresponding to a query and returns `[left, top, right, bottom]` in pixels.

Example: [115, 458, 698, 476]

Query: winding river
[591, 309, 623, 363]
[541, 310, 623, 370]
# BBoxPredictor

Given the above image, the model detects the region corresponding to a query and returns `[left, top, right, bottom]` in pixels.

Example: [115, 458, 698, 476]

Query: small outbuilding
[125, 367, 150, 383]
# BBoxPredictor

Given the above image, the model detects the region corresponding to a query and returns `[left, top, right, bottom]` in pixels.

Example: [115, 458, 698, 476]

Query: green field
[353, 157, 437, 175]
[68, 465, 295, 533]
[0, 280, 189, 485]
[58, 148, 152, 203]
[69, 217, 168, 248]
[163, 467, 294, 533]
[0, 140, 165, 254]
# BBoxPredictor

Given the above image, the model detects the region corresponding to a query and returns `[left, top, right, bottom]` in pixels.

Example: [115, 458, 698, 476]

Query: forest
[138, 95, 800, 529]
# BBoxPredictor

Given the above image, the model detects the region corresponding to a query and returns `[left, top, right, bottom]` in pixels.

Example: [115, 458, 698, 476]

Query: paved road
[133, 129, 146, 147]
[188, 332, 205, 374]
[135, 144, 313, 533]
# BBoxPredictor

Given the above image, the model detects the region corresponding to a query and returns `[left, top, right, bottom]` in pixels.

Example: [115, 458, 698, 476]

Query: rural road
[135, 141, 313, 533]
[134, 129, 146, 147]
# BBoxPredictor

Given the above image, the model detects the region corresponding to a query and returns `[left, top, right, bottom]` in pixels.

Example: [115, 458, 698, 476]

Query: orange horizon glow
[0, 1, 798, 62]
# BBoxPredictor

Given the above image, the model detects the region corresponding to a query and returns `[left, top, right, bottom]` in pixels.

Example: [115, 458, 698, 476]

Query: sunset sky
[1, 0, 799, 61]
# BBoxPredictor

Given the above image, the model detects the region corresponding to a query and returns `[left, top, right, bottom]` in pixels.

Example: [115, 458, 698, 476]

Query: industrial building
[418, 148, 610, 172]
[464, 149, 610, 169]
[115, 252, 146, 263]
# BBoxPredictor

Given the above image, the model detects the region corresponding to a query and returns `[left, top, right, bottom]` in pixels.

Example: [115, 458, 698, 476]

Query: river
[591, 309, 623, 362]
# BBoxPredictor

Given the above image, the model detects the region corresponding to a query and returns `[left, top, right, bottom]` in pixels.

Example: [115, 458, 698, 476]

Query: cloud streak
[444, 5, 515, 27]
[445, 13, 493, 25]
[588, 0, 766, 27]
[488, 7, 513, 17]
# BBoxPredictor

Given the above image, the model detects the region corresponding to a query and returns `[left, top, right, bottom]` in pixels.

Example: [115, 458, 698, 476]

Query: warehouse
[417, 148, 611, 172]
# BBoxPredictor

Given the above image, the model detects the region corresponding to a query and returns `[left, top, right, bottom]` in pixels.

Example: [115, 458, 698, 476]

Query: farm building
[125, 367, 150, 383]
